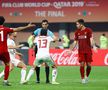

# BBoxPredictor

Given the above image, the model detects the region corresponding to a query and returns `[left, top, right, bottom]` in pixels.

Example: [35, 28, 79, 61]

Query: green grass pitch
[0, 66, 108, 90]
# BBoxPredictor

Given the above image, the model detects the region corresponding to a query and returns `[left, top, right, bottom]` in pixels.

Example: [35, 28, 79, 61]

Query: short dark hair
[77, 19, 85, 25]
[8, 32, 13, 36]
[0, 16, 5, 25]
[41, 19, 48, 24]
[102, 33, 105, 36]
[40, 29, 47, 36]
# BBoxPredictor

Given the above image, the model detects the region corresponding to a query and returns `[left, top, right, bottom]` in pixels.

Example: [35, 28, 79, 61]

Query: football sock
[80, 66, 85, 79]
[21, 69, 26, 82]
[4, 65, 9, 80]
[52, 68, 57, 82]
[45, 67, 50, 82]
[35, 66, 40, 82]
[26, 68, 34, 81]
[86, 66, 91, 77]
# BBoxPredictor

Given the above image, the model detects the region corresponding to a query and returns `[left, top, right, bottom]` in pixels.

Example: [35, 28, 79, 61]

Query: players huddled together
[0, 16, 97, 86]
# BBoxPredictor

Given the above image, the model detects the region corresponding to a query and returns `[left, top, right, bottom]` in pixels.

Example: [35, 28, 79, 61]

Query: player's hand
[67, 50, 72, 55]
[17, 53, 23, 56]
[93, 46, 98, 53]
[18, 44, 24, 48]
[27, 22, 36, 27]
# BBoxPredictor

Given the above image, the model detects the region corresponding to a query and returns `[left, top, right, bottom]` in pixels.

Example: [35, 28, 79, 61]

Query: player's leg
[9, 62, 14, 72]
[79, 53, 86, 84]
[26, 58, 39, 82]
[0, 62, 14, 78]
[35, 66, 40, 83]
[80, 62, 85, 84]
[85, 62, 91, 83]
[46, 57, 59, 84]
[16, 60, 27, 84]
[34, 45, 41, 83]
[26, 67, 35, 82]
[45, 63, 50, 83]
[2, 52, 11, 86]
[86, 62, 91, 77]
[85, 53, 92, 83]
[51, 64, 59, 84]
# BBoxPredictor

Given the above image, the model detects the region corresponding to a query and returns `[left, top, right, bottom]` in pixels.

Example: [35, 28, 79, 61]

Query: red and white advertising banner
[28, 49, 108, 66]
[0, 0, 108, 22]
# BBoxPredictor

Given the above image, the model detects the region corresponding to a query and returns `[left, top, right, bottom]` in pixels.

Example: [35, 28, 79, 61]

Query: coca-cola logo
[50, 49, 80, 65]
[104, 54, 108, 65]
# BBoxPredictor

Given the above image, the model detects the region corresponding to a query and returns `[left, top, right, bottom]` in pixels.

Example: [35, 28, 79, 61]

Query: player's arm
[71, 40, 77, 50]
[15, 52, 23, 56]
[52, 36, 61, 42]
[90, 35, 97, 52]
[12, 23, 35, 32]
[8, 44, 24, 49]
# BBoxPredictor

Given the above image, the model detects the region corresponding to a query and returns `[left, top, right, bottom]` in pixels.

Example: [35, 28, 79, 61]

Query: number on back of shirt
[38, 39, 47, 48]
[0, 31, 4, 42]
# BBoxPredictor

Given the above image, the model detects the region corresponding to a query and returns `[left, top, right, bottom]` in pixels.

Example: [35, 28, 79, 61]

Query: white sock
[52, 68, 57, 82]
[21, 69, 26, 82]
[4, 80, 8, 82]
[26, 68, 34, 81]
[0, 70, 4, 78]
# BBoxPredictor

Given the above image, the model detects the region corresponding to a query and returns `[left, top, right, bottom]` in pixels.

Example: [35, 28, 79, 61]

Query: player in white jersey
[26, 29, 60, 84]
[0, 32, 27, 84]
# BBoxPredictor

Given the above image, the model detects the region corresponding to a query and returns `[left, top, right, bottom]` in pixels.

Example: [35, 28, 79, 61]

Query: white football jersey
[34, 36, 54, 58]
[7, 38, 16, 57]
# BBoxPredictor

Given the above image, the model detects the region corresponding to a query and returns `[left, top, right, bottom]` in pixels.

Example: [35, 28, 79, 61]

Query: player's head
[76, 19, 85, 29]
[40, 29, 47, 36]
[41, 19, 49, 29]
[0, 16, 5, 25]
[8, 32, 17, 40]
[102, 33, 105, 36]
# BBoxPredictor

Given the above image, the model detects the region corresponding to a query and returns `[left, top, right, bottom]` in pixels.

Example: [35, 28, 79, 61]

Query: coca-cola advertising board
[28, 49, 108, 66]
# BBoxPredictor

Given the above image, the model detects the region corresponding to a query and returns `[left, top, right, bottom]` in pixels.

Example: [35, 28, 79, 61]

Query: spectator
[100, 34, 108, 49]
[62, 34, 70, 49]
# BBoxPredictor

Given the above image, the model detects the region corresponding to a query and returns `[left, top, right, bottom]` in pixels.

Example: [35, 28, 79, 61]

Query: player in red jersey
[0, 16, 35, 86]
[72, 19, 97, 84]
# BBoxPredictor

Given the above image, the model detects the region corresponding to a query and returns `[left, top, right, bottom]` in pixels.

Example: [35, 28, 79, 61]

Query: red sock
[86, 66, 91, 77]
[80, 66, 85, 79]
[4, 65, 9, 80]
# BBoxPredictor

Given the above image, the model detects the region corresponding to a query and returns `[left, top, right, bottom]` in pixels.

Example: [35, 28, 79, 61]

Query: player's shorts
[78, 53, 93, 63]
[0, 52, 10, 63]
[33, 56, 54, 66]
[10, 54, 21, 66]
[10, 58, 21, 66]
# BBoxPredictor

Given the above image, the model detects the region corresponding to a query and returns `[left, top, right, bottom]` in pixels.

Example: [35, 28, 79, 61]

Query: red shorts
[0, 52, 10, 64]
[78, 53, 93, 63]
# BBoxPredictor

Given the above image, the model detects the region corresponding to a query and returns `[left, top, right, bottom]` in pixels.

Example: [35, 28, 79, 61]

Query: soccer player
[71, 19, 97, 84]
[26, 29, 60, 84]
[32, 19, 57, 83]
[0, 16, 35, 86]
[0, 32, 27, 84]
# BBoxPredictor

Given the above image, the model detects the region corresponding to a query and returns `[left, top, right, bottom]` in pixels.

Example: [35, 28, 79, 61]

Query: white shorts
[10, 58, 21, 66]
[10, 54, 21, 66]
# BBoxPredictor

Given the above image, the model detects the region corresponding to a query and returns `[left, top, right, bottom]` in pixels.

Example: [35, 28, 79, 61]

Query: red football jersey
[0, 25, 13, 53]
[74, 28, 92, 54]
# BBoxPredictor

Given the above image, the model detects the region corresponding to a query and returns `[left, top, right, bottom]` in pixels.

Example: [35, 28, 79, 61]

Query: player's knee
[52, 65, 57, 68]
[22, 65, 27, 70]
[4, 62, 10, 66]
[87, 65, 91, 68]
